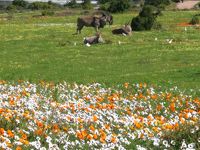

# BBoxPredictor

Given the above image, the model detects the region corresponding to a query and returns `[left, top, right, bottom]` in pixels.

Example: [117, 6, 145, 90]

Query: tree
[98, 0, 110, 4]
[144, 0, 170, 6]
[12, 0, 28, 8]
[64, 0, 79, 8]
[82, 0, 93, 9]
[131, 5, 159, 31]
[108, 0, 131, 13]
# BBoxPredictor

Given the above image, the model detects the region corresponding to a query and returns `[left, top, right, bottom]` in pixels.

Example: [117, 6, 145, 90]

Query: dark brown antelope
[76, 12, 113, 34]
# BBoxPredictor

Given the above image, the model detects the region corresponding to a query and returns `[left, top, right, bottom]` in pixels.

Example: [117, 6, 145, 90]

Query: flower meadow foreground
[0, 81, 199, 150]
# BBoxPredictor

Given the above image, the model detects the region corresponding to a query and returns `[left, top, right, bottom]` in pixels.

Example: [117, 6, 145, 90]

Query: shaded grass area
[0, 10, 200, 89]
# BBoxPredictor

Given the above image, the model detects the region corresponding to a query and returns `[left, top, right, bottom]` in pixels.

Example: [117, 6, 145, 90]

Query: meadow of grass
[0, 9, 200, 89]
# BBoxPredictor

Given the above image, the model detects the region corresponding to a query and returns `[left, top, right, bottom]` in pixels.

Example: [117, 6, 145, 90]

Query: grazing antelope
[76, 12, 113, 34]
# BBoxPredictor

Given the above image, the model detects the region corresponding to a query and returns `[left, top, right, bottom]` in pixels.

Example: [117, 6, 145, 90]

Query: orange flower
[166, 93, 172, 100]
[35, 129, 43, 135]
[104, 124, 110, 130]
[19, 139, 29, 145]
[0, 128, 5, 135]
[93, 134, 98, 139]
[111, 136, 116, 143]
[16, 146, 22, 150]
[81, 130, 88, 138]
[0, 108, 4, 114]
[124, 82, 129, 89]
[100, 137, 106, 143]
[9, 99, 15, 105]
[169, 102, 175, 112]
[89, 125, 95, 132]
[151, 94, 158, 100]
[52, 124, 60, 133]
[21, 133, 27, 140]
[93, 115, 98, 122]
[76, 132, 84, 140]
[156, 104, 162, 111]
[36, 120, 43, 128]
[96, 97, 103, 102]
[87, 134, 93, 140]
[7, 130, 14, 138]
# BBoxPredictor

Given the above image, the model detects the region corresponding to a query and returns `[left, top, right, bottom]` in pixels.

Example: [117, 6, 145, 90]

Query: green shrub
[144, 0, 170, 6]
[82, 0, 93, 9]
[12, 0, 28, 8]
[41, 10, 55, 16]
[98, 0, 110, 4]
[131, 5, 159, 31]
[99, 2, 110, 11]
[189, 16, 199, 25]
[6, 4, 17, 11]
[29, 2, 52, 10]
[152, 21, 162, 30]
[108, 0, 130, 13]
[64, 0, 80, 8]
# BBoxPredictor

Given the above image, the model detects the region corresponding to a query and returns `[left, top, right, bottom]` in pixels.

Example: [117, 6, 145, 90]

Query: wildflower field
[0, 81, 200, 149]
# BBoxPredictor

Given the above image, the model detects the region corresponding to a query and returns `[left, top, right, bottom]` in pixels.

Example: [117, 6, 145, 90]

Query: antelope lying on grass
[112, 23, 132, 36]
[83, 33, 104, 46]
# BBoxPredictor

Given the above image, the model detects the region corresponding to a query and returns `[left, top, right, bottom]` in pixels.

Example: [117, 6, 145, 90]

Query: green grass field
[0, 10, 200, 89]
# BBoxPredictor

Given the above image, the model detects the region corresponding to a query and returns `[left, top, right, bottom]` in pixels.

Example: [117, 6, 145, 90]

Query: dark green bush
[108, 0, 130, 13]
[131, 5, 159, 31]
[82, 0, 93, 9]
[99, 2, 110, 11]
[6, 5, 17, 11]
[144, 0, 170, 6]
[98, 0, 110, 4]
[41, 10, 55, 16]
[28, 2, 52, 10]
[64, 0, 80, 8]
[189, 16, 199, 25]
[12, 0, 28, 8]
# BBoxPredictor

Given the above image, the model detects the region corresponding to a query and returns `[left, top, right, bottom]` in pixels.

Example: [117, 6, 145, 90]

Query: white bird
[74, 42, 77, 46]
[155, 37, 158, 41]
[118, 41, 121, 45]
[168, 39, 173, 44]
[184, 27, 187, 31]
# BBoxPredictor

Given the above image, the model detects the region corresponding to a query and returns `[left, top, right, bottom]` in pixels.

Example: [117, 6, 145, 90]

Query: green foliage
[6, 4, 17, 11]
[82, 0, 93, 9]
[64, 0, 80, 8]
[144, 0, 170, 7]
[41, 10, 55, 16]
[12, 0, 28, 8]
[99, 2, 110, 11]
[189, 16, 199, 25]
[98, 0, 110, 4]
[131, 5, 159, 31]
[108, 0, 131, 13]
[28, 2, 56, 10]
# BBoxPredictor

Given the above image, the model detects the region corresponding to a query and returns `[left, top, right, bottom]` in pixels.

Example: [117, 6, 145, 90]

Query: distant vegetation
[99, 0, 131, 13]
[5, 0, 62, 12]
